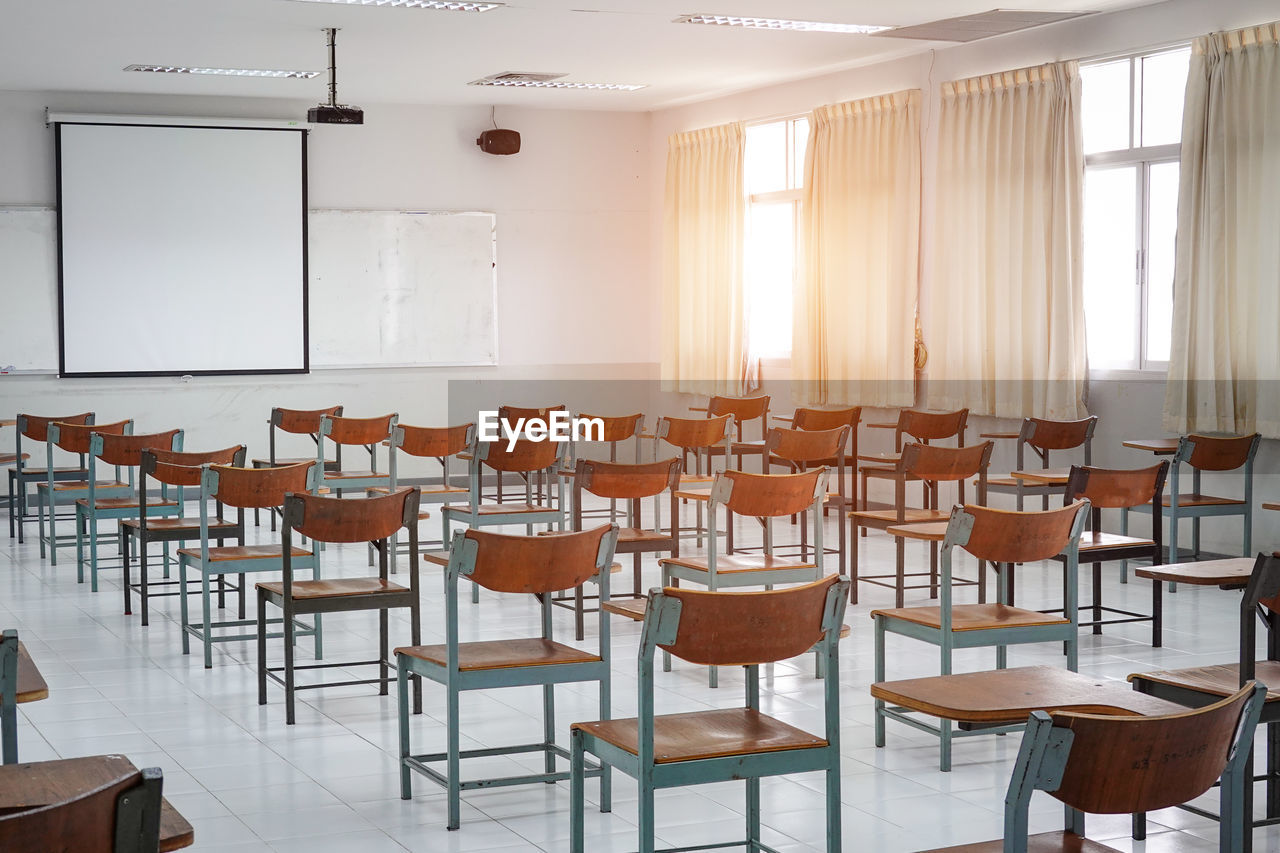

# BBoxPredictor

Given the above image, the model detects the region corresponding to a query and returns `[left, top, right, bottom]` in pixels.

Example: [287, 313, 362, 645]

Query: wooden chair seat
[1129, 661, 1280, 702]
[74, 496, 176, 510]
[706, 439, 767, 456]
[660, 553, 817, 574]
[120, 516, 237, 532]
[919, 830, 1120, 852]
[984, 476, 1024, 488]
[1078, 531, 1155, 551]
[395, 638, 600, 671]
[672, 488, 712, 502]
[572, 708, 825, 764]
[850, 508, 948, 525]
[323, 469, 384, 481]
[1160, 493, 1244, 507]
[177, 544, 312, 562]
[251, 456, 334, 467]
[257, 577, 406, 599]
[602, 598, 648, 620]
[1264, 501, 1280, 511]
[885, 521, 950, 542]
[5, 464, 83, 475]
[36, 479, 126, 492]
[617, 527, 672, 544]
[0, 453, 28, 465]
[441, 502, 554, 515]
[870, 603, 1071, 632]
[677, 474, 714, 486]
[16, 642, 49, 703]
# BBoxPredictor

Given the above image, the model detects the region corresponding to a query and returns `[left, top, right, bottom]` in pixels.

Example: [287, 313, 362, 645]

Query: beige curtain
[793, 90, 921, 407]
[661, 122, 750, 396]
[1163, 22, 1280, 436]
[926, 61, 1088, 419]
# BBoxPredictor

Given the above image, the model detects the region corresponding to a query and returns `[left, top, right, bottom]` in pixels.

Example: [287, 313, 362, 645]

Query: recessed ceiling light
[125, 64, 320, 78]
[469, 77, 646, 91]
[284, 0, 503, 10]
[673, 14, 890, 34]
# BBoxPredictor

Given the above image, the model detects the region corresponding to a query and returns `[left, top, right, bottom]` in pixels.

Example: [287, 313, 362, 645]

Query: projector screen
[56, 121, 307, 377]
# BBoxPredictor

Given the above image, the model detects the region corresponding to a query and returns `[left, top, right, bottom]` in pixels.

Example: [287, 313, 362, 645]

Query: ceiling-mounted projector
[308, 28, 363, 125]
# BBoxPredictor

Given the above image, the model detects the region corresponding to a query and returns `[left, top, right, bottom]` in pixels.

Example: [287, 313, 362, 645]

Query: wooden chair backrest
[284, 487, 418, 543]
[574, 413, 643, 443]
[654, 576, 840, 666]
[0, 765, 162, 853]
[898, 408, 968, 442]
[657, 414, 732, 450]
[1064, 463, 1167, 510]
[1240, 553, 1280, 630]
[96, 430, 182, 467]
[713, 468, 825, 518]
[1048, 684, 1258, 815]
[273, 405, 343, 434]
[498, 404, 566, 421]
[791, 406, 861, 431]
[18, 412, 93, 442]
[1024, 416, 1096, 451]
[458, 524, 612, 594]
[479, 434, 561, 473]
[766, 426, 848, 464]
[955, 501, 1087, 564]
[707, 395, 769, 424]
[51, 420, 130, 454]
[1183, 433, 1260, 471]
[144, 447, 246, 487]
[210, 461, 315, 509]
[577, 458, 681, 500]
[901, 441, 992, 483]
[323, 414, 396, 446]
[396, 424, 473, 458]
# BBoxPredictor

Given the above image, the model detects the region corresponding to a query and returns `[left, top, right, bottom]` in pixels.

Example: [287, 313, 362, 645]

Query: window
[743, 116, 808, 359]
[1081, 46, 1190, 371]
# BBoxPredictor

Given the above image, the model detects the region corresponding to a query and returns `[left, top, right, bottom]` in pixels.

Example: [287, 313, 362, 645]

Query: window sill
[1089, 367, 1167, 382]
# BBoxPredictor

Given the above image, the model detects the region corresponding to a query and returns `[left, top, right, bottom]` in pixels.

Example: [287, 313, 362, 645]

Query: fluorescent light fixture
[673, 14, 890, 34]
[125, 65, 320, 79]
[284, 0, 503, 10]
[469, 78, 646, 91]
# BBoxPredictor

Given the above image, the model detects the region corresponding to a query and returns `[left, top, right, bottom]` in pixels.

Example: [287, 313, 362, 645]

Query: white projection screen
[56, 121, 307, 376]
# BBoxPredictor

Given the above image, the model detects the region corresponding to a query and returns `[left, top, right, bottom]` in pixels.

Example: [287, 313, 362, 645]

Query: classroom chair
[1054, 463, 1167, 644]
[1129, 552, 1280, 839]
[318, 412, 398, 496]
[76, 429, 185, 591]
[250, 405, 343, 529]
[440, 430, 565, 545]
[859, 408, 968, 522]
[570, 576, 849, 853]
[920, 682, 1265, 853]
[494, 404, 566, 504]
[661, 467, 827, 686]
[560, 457, 681, 640]
[773, 405, 861, 511]
[850, 441, 993, 607]
[177, 462, 321, 669]
[0, 760, 167, 853]
[396, 524, 617, 830]
[985, 415, 1097, 509]
[7, 412, 93, 543]
[562, 412, 646, 524]
[257, 487, 423, 725]
[873, 500, 1089, 770]
[762, 424, 851, 576]
[37, 420, 132, 565]
[653, 414, 732, 548]
[121, 446, 247, 626]
[694, 394, 771, 470]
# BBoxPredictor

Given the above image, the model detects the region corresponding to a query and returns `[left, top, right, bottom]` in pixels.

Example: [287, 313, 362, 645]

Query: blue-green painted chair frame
[985, 416, 1096, 511]
[38, 420, 133, 565]
[397, 523, 617, 830]
[8, 412, 94, 544]
[570, 576, 849, 853]
[874, 500, 1090, 771]
[178, 462, 323, 668]
[317, 413, 399, 497]
[76, 430, 185, 592]
[0, 629, 18, 765]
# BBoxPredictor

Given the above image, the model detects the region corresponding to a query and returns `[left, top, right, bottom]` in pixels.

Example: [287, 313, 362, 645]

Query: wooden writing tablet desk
[0, 754, 194, 850]
[871, 665, 1184, 727]
[1135, 556, 1257, 647]
[1008, 467, 1073, 486]
[1122, 437, 1181, 455]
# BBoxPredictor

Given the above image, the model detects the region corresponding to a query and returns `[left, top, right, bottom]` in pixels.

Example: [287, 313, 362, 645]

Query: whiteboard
[0, 207, 497, 372]
[308, 210, 497, 368]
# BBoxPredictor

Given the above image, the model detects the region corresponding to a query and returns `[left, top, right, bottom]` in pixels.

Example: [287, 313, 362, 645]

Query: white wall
[647, 0, 1280, 554]
[0, 90, 657, 466]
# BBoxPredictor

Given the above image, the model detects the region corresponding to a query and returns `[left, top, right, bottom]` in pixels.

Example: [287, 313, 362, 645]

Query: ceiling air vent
[476, 72, 568, 84]
[871, 9, 1093, 43]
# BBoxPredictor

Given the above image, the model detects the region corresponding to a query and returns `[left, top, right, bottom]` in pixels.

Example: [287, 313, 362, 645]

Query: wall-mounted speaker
[476, 128, 521, 155]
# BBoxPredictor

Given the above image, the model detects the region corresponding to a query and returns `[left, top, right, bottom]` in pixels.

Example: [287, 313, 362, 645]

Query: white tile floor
[2, 497, 1276, 852]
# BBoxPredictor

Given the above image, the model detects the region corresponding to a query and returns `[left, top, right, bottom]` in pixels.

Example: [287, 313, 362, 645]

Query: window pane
[1140, 48, 1190, 147]
[1081, 59, 1131, 154]
[745, 122, 786, 195]
[745, 201, 794, 357]
[1084, 166, 1140, 368]
[790, 117, 810, 190]
[1145, 161, 1179, 363]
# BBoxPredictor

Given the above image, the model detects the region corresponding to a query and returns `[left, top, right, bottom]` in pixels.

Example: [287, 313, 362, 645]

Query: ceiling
[1, 0, 1161, 111]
